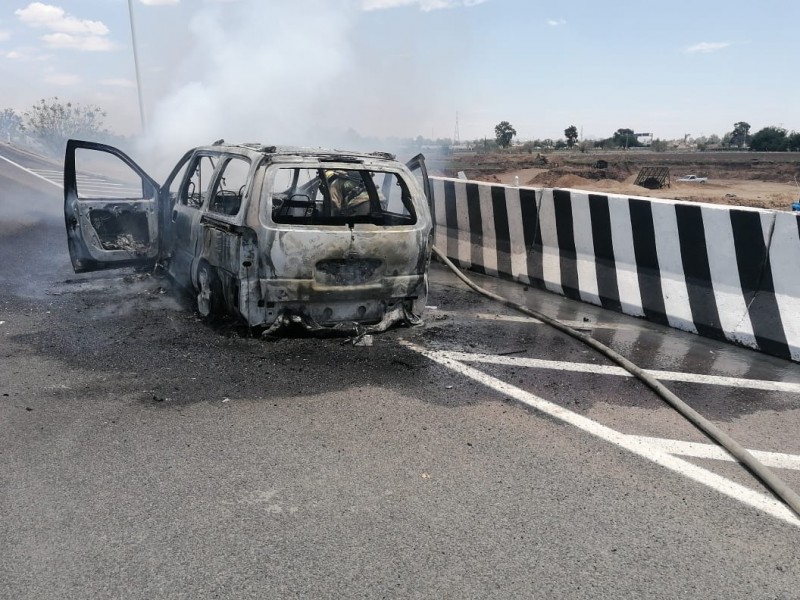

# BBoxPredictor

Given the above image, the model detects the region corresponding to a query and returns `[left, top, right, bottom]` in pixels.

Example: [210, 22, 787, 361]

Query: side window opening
[269, 167, 416, 226]
[163, 153, 193, 204]
[180, 155, 216, 209]
[208, 157, 250, 216]
[73, 147, 154, 253]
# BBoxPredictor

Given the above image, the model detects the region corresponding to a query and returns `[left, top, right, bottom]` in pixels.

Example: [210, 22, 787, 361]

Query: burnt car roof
[195, 142, 397, 163]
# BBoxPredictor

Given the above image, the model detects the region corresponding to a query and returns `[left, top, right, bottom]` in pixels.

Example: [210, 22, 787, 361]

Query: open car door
[405, 153, 433, 232]
[405, 153, 431, 208]
[64, 139, 161, 273]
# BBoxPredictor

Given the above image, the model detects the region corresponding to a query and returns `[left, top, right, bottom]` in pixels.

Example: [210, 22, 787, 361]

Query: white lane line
[75, 177, 127, 187]
[0, 154, 62, 189]
[629, 436, 800, 471]
[475, 313, 639, 331]
[78, 186, 140, 193]
[402, 342, 800, 527]
[78, 189, 141, 196]
[30, 169, 137, 189]
[439, 350, 800, 394]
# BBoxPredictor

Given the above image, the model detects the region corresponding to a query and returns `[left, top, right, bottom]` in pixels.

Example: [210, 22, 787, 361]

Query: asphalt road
[2, 147, 800, 599]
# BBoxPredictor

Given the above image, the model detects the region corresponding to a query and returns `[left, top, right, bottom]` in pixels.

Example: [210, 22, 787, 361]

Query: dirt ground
[429, 150, 800, 211]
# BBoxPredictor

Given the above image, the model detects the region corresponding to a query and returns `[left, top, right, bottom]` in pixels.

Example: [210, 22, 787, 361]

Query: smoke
[136, 0, 453, 172]
[139, 1, 364, 170]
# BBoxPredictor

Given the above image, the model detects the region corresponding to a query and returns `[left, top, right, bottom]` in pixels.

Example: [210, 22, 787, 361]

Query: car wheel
[197, 263, 224, 318]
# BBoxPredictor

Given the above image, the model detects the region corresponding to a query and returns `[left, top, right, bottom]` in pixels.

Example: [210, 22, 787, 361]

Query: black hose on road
[431, 244, 800, 520]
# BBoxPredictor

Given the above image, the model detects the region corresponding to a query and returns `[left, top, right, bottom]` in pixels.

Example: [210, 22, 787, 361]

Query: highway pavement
[2, 145, 800, 599]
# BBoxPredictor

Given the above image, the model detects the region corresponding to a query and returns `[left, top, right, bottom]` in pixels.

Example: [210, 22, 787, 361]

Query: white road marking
[0, 154, 62, 189]
[438, 350, 800, 394]
[629, 436, 800, 471]
[402, 342, 800, 527]
[74, 179, 127, 185]
[23, 167, 138, 196]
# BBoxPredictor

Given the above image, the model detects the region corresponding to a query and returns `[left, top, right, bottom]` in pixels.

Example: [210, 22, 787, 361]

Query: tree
[494, 121, 517, 148]
[564, 125, 578, 148]
[788, 132, 800, 152]
[24, 97, 108, 155]
[612, 128, 641, 149]
[721, 132, 734, 147]
[749, 126, 789, 152]
[0, 108, 24, 141]
[731, 121, 751, 148]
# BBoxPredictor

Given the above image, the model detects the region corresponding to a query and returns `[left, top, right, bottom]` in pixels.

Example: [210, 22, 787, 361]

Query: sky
[1, 0, 798, 154]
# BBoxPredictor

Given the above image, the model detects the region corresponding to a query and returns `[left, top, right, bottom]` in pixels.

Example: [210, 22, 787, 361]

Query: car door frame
[404, 153, 432, 232]
[192, 153, 255, 297]
[165, 150, 223, 289]
[64, 139, 162, 273]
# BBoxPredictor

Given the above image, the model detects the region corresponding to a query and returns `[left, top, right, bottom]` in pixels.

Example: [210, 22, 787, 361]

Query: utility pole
[127, 0, 147, 132]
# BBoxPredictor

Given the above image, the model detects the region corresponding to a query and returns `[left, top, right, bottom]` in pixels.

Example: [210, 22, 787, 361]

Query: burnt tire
[197, 263, 224, 319]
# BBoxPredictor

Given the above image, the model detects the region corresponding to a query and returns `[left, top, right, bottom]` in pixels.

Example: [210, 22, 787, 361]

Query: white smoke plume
[138, 0, 439, 171]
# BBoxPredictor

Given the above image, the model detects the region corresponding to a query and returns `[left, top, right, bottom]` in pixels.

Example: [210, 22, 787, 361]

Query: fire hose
[431, 244, 800, 520]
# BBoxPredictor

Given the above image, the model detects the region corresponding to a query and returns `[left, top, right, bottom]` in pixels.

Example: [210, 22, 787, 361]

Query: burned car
[64, 139, 433, 333]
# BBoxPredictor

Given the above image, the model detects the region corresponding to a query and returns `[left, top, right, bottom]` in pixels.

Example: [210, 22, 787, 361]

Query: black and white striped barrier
[431, 177, 800, 362]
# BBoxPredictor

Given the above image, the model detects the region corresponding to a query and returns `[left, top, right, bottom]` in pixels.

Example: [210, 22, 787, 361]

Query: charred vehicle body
[64, 140, 433, 332]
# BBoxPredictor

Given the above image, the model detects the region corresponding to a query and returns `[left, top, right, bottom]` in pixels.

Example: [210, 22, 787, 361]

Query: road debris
[354, 334, 374, 347]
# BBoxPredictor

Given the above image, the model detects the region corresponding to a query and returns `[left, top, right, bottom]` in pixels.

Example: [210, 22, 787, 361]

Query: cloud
[15, 3, 109, 35]
[4, 47, 52, 61]
[546, 18, 566, 26]
[44, 73, 81, 85]
[16, 3, 114, 52]
[362, 0, 488, 11]
[41, 32, 114, 51]
[685, 41, 730, 54]
[139, 0, 180, 4]
[100, 78, 137, 88]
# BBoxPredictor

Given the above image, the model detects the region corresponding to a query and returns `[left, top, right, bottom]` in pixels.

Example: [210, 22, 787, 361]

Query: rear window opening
[269, 167, 417, 226]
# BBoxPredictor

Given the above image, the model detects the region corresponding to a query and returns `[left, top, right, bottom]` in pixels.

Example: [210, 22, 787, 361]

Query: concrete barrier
[431, 176, 800, 362]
